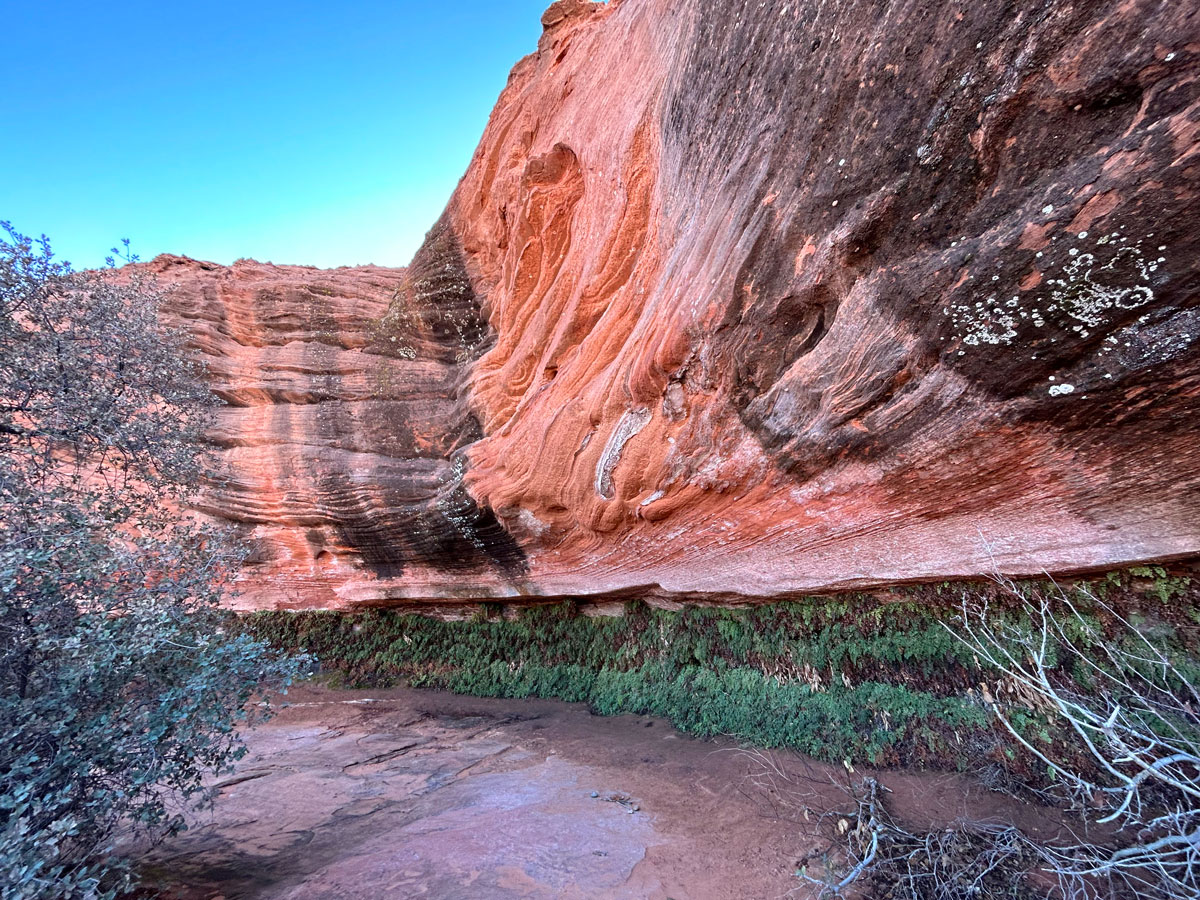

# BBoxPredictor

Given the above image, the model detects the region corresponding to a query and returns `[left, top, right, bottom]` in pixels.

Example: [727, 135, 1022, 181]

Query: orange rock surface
[159, 0, 1200, 608]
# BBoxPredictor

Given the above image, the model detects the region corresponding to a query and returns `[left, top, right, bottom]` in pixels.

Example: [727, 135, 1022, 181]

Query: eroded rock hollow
[159, 0, 1200, 609]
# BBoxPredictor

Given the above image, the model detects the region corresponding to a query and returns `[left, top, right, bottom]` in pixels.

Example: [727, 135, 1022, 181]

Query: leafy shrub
[0, 224, 306, 899]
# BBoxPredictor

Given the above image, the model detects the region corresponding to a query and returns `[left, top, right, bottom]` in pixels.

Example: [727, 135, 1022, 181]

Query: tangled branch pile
[960, 578, 1200, 899]
[801, 576, 1200, 900]
[799, 777, 1041, 899]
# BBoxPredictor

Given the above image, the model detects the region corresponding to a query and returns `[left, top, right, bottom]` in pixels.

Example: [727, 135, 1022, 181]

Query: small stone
[591, 791, 599, 798]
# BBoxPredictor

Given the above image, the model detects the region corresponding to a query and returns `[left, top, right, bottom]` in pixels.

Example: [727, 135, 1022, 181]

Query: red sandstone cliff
[158, 0, 1200, 609]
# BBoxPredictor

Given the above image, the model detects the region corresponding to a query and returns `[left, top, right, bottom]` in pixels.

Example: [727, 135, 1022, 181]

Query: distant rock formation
[159, 0, 1200, 608]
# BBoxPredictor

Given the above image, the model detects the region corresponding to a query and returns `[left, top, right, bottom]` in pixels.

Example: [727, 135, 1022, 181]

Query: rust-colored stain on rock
[153, 0, 1199, 609]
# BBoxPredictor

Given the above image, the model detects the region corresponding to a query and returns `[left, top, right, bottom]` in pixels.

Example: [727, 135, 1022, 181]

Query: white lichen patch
[1046, 243, 1156, 336]
[945, 294, 1021, 346]
[1048, 383, 1075, 396]
[945, 230, 1162, 351]
[1099, 307, 1200, 369]
[514, 508, 551, 538]
[435, 456, 492, 554]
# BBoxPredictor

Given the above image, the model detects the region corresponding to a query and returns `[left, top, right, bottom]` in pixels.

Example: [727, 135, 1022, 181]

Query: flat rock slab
[137, 685, 811, 899]
[138, 685, 1060, 899]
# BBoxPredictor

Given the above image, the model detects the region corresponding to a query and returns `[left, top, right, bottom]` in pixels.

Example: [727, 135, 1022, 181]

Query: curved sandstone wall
[163, 0, 1199, 608]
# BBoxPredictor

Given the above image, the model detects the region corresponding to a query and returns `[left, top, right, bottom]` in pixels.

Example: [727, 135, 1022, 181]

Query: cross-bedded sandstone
[156, 0, 1200, 608]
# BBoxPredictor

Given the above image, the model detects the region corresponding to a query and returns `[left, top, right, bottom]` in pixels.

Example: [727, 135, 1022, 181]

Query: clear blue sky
[0, 1, 558, 270]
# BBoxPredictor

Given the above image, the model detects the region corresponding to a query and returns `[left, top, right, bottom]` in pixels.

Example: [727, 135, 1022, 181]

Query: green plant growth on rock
[241, 569, 1197, 772]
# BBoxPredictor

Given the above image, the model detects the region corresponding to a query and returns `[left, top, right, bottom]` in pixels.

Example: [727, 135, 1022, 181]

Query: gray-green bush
[0, 224, 305, 899]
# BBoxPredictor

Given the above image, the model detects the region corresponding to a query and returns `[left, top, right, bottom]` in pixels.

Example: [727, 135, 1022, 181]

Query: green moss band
[240, 569, 1196, 767]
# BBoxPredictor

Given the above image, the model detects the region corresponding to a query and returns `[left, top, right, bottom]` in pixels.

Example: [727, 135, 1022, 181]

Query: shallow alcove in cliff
[143, 0, 1199, 610]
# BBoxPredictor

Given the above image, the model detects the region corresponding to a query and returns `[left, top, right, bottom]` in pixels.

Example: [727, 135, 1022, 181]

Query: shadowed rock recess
[157, 0, 1199, 609]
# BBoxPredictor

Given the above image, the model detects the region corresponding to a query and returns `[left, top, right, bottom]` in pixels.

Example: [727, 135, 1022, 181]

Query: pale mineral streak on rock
[148, 0, 1198, 608]
[595, 407, 653, 500]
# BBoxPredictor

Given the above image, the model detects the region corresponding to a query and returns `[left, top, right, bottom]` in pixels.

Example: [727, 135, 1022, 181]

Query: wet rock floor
[138, 685, 1061, 899]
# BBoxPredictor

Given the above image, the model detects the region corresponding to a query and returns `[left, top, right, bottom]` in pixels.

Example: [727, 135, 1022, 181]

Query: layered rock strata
[151, 231, 523, 609]
[162, 0, 1200, 608]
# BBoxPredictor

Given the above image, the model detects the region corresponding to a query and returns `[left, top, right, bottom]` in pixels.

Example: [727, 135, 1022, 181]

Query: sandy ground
[136, 684, 1068, 900]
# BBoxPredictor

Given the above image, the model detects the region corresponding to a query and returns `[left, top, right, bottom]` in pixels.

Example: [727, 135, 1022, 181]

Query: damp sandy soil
[136, 684, 1071, 900]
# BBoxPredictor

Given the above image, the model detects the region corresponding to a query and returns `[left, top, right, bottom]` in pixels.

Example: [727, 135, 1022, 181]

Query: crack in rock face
[153, 0, 1200, 608]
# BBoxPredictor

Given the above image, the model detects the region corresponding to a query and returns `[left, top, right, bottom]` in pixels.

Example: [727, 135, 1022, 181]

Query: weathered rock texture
[162, 0, 1200, 608]
[152, 242, 524, 609]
